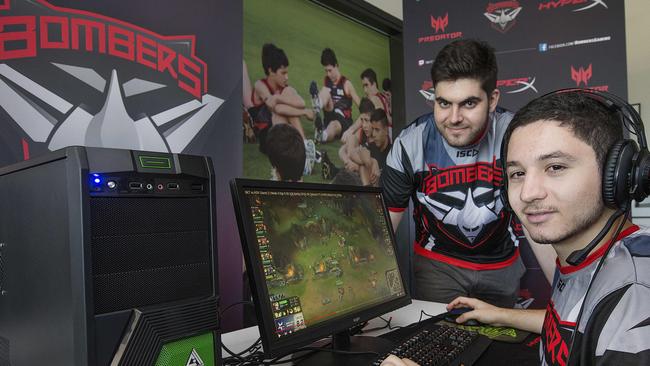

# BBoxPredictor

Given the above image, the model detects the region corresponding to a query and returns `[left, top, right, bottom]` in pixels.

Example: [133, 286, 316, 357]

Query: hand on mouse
[446, 296, 507, 327]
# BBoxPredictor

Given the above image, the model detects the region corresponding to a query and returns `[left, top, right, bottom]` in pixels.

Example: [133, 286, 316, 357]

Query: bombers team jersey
[381, 109, 520, 268]
[324, 76, 353, 120]
[541, 225, 650, 365]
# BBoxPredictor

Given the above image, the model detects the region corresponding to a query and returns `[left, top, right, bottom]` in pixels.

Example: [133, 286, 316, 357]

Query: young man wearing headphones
[383, 90, 650, 366]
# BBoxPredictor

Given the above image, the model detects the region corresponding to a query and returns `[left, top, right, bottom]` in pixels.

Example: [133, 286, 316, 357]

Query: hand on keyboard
[373, 323, 491, 366]
[380, 354, 420, 366]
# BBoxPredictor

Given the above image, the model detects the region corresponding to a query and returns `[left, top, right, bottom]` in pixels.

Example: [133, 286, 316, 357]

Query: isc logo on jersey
[456, 149, 479, 158]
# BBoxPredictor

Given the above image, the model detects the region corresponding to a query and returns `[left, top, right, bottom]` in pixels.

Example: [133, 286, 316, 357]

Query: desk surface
[220, 299, 539, 365]
[221, 299, 447, 354]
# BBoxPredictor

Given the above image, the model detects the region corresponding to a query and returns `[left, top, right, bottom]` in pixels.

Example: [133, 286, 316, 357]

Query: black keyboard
[372, 323, 492, 366]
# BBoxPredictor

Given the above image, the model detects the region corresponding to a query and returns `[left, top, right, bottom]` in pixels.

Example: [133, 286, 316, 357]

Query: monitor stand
[294, 329, 394, 365]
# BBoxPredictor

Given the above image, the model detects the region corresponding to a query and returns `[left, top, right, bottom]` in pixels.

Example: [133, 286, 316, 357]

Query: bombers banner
[404, 0, 626, 120]
[0, 0, 243, 328]
[403, 0, 626, 307]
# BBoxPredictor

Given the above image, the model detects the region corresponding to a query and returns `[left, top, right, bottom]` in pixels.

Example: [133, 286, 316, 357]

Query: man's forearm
[493, 308, 545, 333]
[274, 93, 306, 108]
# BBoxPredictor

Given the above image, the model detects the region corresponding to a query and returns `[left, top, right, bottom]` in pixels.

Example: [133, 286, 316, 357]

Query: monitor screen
[231, 179, 410, 357]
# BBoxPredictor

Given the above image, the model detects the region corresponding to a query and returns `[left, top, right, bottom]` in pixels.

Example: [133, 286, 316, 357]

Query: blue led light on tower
[91, 173, 102, 185]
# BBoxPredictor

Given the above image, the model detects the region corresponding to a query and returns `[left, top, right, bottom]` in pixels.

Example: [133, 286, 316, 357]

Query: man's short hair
[265, 124, 305, 181]
[503, 91, 623, 172]
[360, 68, 377, 85]
[321, 48, 338, 67]
[370, 108, 389, 127]
[431, 39, 497, 95]
[382, 78, 391, 92]
[262, 43, 289, 76]
[331, 169, 362, 185]
[359, 98, 375, 115]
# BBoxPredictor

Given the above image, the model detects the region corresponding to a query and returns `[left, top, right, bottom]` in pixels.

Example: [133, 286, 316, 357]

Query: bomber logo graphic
[430, 13, 448, 33]
[0, 0, 223, 163]
[416, 162, 505, 246]
[418, 13, 463, 44]
[497, 76, 538, 94]
[538, 0, 608, 12]
[484, 1, 522, 33]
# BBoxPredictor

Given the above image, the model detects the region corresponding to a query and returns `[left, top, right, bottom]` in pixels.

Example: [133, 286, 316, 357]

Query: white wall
[364, 0, 402, 20]
[626, 0, 650, 225]
[626, 0, 650, 132]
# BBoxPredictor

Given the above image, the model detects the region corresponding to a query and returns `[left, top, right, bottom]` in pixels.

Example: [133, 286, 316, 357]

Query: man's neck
[554, 214, 632, 267]
[265, 78, 279, 91]
[378, 139, 389, 152]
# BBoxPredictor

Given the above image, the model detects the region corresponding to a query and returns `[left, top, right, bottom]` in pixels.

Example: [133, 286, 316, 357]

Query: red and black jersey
[540, 225, 650, 365]
[324, 75, 353, 119]
[380, 109, 522, 269]
[249, 79, 285, 130]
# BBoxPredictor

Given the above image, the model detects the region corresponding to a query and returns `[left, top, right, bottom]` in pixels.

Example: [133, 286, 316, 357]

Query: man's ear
[489, 88, 500, 113]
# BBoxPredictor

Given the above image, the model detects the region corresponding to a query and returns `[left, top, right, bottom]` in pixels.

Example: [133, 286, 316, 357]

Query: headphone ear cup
[602, 140, 638, 209]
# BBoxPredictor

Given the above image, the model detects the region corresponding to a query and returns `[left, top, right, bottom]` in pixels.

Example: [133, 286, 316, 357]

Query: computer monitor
[230, 178, 411, 362]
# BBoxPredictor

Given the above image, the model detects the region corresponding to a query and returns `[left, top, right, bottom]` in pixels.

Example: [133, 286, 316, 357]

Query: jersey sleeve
[381, 138, 415, 212]
[582, 283, 650, 365]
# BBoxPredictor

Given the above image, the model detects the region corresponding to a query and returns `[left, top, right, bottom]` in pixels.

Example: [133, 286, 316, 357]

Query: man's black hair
[360, 68, 377, 85]
[431, 39, 497, 95]
[321, 48, 338, 67]
[359, 97, 375, 115]
[331, 169, 362, 186]
[262, 43, 289, 76]
[265, 124, 305, 181]
[370, 108, 389, 127]
[503, 91, 623, 173]
[382, 78, 391, 92]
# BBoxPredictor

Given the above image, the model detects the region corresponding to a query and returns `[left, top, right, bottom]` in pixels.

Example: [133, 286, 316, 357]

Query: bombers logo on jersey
[542, 301, 575, 366]
[0, 0, 223, 162]
[417, 161, 505, 245]
[484, 1, 522, 33]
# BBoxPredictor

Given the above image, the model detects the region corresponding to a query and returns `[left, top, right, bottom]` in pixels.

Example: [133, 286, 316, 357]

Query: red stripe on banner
[21, 138, 30, 160]
[415, 244, 520, 270]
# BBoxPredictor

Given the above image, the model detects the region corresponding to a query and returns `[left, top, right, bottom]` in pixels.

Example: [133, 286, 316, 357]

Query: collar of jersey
[556, 225, 640, 275]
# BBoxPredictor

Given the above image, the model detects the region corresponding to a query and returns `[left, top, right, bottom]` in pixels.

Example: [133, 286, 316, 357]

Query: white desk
[221, 299, 447, 355]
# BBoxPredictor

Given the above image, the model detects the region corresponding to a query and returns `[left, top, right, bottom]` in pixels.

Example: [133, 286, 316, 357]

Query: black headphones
[500, 88, 650, 264]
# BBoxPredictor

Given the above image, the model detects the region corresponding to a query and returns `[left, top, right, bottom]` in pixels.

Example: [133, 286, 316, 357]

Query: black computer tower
[0, 146, 220, 366]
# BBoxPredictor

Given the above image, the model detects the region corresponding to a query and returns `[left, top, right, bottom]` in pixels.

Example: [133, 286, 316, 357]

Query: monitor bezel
[230, 178, 412, 357]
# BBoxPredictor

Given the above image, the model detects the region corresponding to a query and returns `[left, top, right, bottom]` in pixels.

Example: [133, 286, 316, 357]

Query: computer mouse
[444, 307, 484, 326]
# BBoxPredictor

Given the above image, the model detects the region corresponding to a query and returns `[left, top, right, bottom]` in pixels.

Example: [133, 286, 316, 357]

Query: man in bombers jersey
[381, 40, 525, 307]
